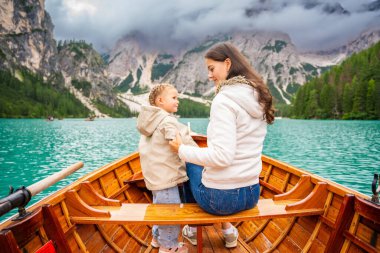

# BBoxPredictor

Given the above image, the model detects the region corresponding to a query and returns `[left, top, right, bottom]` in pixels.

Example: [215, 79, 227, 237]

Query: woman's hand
[169, 133, 182, 153]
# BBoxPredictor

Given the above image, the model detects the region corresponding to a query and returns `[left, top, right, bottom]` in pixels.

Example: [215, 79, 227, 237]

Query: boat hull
[0, 136, 378, 253]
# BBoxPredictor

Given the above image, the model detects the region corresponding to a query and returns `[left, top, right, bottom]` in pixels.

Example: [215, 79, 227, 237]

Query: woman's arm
[171, 97, 237, 168]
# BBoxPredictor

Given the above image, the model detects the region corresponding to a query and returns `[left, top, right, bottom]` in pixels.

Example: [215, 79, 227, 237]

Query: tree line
[177, 98, 210, 118]
[290, 41, 380, 119]
[0, 69, 89, 118]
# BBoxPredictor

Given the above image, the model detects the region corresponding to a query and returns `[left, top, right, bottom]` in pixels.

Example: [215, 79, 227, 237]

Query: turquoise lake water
[0, 118, 379, 221]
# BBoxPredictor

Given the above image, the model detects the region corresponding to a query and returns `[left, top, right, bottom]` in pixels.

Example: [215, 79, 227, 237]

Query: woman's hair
[205, 43, 275, 124]
[148, 83, 176, 106]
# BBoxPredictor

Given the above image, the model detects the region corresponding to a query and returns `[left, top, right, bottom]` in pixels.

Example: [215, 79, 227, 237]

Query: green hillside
[177, 98, 210, 118]
[291, 41, 380, 119]
[0, 69, 89, 118]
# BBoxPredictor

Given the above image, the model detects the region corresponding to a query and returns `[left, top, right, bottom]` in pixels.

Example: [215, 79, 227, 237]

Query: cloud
[45, 0, 380, 52]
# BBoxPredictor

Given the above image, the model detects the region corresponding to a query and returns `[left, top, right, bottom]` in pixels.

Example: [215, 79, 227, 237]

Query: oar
[27, 162, 83, 196]
[0, 162, 84, 219]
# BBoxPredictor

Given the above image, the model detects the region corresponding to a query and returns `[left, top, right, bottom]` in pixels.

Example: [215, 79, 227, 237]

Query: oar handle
[27, 162, 84, 196]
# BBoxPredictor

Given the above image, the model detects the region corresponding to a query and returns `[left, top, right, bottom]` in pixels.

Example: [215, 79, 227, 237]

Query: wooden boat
[0, 135, 379, 253]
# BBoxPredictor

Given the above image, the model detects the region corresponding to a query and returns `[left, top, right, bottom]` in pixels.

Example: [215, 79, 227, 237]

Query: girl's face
[205, 58, 231, 86]
[156, 88, 179, 113]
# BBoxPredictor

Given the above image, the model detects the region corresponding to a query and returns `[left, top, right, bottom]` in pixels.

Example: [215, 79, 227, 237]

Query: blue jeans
[152, 186, 181, 248]
[184, 163, 260, 215]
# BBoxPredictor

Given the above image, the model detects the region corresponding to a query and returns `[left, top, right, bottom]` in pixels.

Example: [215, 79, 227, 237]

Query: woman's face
[205, 58, 230, 86]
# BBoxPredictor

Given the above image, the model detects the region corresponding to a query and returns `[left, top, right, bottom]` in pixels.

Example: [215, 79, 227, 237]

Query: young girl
[137, 83, 196, 253]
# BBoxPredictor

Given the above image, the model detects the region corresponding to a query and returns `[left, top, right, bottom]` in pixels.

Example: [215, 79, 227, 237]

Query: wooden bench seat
[65, 175, 329, 253]
[70, 199, 324, 225]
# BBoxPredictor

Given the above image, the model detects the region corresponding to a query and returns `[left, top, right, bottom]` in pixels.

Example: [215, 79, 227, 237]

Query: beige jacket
[137, 106, 197, 191]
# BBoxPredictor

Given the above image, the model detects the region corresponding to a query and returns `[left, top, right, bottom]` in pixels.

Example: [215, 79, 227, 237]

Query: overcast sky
[45, 0, 380, 53]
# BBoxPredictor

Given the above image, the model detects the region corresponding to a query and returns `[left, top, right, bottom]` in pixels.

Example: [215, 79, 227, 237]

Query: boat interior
[0, 136, 379, 253]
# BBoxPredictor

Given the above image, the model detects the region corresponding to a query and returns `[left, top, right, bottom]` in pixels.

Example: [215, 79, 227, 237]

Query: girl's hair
[148, 83, 176, 106]
[205, 43, 275, 124]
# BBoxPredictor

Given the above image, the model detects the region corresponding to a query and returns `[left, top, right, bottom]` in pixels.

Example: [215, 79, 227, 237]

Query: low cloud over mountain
[46, 0, 380, 52]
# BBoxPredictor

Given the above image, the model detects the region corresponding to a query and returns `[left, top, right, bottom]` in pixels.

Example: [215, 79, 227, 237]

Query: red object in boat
[35, 240, 56, 253]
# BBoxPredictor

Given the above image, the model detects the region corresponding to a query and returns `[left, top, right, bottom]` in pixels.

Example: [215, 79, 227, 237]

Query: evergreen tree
[320, 83, 336, 118]
[304, 89, 320, 118]
[366, 79, 376, 119]
[342, 83, 354, 118]
[352, 77, 368, 119]
[290, 41, 380, 119]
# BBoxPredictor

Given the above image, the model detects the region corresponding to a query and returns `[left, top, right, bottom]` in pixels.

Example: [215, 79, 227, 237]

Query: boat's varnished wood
[0, 230, 21, 253]
[0, 205, 73, 253]
[273, 175, 314, 201]
[343, 231, 378, 253]
[0, 136, 374, 253]
[302, 191, 333, 252]
[65, 190, 110, 218]
[78, 182, 121, 207]
[285, 182, 328, 211]
[324, 194, 355, 253]
[69, 199, 325, 225]
[243, 220, 270, 243]
[41, 205, 73, 253]
[340, 196, 380, 253]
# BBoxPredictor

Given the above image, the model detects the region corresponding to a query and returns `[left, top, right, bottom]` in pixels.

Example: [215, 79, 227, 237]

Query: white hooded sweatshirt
[178, 81, 267, 189]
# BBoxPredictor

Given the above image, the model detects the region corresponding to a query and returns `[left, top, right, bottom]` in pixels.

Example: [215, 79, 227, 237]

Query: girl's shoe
[151, 236, 160, 248]
[224, 226, 239, 248]
[182, 225, 197, 246]
[158, 242, 188, 253]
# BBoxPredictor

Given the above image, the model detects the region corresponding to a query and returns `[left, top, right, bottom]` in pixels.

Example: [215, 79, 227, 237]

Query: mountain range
[0, 0, 379, 116]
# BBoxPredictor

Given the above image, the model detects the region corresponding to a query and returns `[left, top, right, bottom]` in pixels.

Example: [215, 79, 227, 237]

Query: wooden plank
[340, 212, 360, 253]
[0, 230, 21, 253]
[285, 183, 328, 211]
[267, 175, 285, 193]
[356, 222, 377, 246]
[261, 155, 368, 198]
[99, 171, 122, 198]
[281, 173, 291, 193]
[260, 180, 283, 195]
[78, 182, 121, 206]
[128, 158, 142, 173]
[244, 220, 270, 243]
[265, 218, 296, 252]
[287, 222, 310, 249]
[70, 200, 325, 225]
[354, 196, 380, 224]
[263, 165, 273, 182]
[271, 167, 288, 180]
[23, 235, 44, 253]
[96, 225, 123, 253]
[273, 175, 314, 201]
[4, 208, 44, 247]
[42, 205, 73, 253]
[252, 233, 272, 252]
[276, 236, 302, 253]
[343, 231, 379, 253]
[204, 225, 229, 253]
[325, 194, 355, 253]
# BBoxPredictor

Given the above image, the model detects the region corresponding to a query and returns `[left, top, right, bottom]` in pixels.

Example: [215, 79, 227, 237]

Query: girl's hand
[169, 133, 182, 153]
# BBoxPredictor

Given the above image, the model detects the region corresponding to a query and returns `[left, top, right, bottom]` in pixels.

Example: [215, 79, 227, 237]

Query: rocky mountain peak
[0, 0, 58, 78]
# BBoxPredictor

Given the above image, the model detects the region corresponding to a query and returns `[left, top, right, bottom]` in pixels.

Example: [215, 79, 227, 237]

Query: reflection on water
[0, 118, 379, 221]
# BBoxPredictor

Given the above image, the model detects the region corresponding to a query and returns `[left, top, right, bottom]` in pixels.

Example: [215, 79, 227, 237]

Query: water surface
[0, 118, 379, 221]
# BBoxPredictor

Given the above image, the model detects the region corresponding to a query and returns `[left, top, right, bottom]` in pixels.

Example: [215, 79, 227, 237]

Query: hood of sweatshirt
[136, 106, 170, 137]
[218, 82, 264, 119]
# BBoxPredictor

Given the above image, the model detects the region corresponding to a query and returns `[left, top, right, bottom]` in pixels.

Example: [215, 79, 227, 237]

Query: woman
[169, 42, 274, 248]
